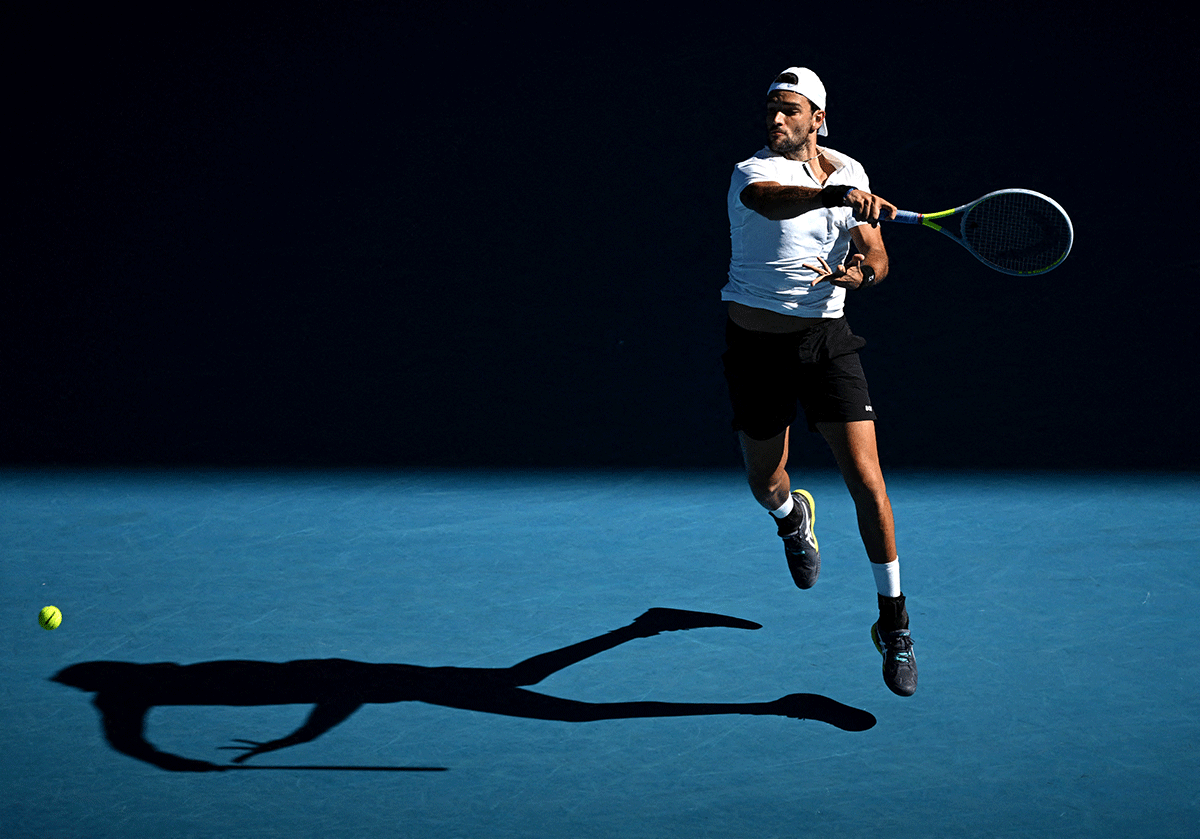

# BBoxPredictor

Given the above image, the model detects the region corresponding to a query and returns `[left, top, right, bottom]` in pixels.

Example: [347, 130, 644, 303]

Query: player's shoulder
[734, 147, 781, 168]
[822, 146, 868, 179]
[732, 148, 787, 182]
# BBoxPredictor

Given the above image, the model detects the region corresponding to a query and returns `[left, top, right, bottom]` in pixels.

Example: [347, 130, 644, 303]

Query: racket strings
[963, 193, 1072, 274]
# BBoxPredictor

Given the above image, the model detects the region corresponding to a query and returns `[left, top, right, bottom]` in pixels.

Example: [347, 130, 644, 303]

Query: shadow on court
[51, 608, 875, 773]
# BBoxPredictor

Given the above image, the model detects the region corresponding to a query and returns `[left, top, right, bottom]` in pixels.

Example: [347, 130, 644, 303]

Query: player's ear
[812, 109, 826, 130]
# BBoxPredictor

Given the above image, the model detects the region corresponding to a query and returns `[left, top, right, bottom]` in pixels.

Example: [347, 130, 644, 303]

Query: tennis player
[722, 67, 916, 696]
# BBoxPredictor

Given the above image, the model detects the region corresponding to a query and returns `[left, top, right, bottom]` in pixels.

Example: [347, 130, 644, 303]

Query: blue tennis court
[4, 468, 1196, 838]
[7, 4, 1199, 837]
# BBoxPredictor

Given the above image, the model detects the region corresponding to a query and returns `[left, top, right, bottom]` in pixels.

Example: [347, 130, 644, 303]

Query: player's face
[765, 91, 824, 159]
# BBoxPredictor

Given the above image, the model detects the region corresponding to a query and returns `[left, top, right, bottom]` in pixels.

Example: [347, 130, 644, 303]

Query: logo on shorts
[865, 405, 873, 412]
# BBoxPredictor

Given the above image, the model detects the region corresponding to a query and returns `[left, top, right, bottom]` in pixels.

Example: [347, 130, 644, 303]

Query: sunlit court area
[6, 4, 1198, 838]
[4, 468, 1197, 837]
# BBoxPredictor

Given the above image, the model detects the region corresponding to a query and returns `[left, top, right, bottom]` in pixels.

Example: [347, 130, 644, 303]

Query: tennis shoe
[777, 489, 820, 589]
[871, 623, 918, 697]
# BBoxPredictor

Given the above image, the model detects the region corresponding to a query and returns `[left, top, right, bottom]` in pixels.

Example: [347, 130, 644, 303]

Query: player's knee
[746, 466, 785, 498]
[844, 470, 887, 506]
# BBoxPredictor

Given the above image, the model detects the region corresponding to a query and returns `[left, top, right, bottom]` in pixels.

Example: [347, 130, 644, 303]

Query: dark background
[7, 3, 1198, 472]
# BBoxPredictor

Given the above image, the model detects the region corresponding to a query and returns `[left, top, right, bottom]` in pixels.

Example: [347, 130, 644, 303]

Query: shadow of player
[52, 608, 875, 772]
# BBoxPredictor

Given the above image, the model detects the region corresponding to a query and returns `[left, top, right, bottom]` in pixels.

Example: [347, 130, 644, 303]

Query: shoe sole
[792, 489, 818, 552]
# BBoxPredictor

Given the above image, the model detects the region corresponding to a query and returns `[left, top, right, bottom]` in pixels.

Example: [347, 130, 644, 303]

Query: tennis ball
[39, 606, 62, 631]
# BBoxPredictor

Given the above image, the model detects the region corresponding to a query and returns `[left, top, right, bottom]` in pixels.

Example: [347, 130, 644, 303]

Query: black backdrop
[7, 4, 1199, 471]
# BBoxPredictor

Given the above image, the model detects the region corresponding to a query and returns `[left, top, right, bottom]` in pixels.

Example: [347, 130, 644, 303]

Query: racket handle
[884, 210, 921, 224]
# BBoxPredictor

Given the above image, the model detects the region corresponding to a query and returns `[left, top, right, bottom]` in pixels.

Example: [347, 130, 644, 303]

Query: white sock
[871, 559, 902, 598]
[769, 496, 794, 519]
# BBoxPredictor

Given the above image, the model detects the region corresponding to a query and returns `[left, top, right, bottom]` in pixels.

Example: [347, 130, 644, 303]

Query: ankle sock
[871, 558, 901, 598]
[877, 592, 909, 633]
[769, 496, 794, 519]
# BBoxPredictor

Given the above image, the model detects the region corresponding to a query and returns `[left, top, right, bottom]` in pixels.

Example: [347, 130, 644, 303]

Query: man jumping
[721, 66, 917, 696]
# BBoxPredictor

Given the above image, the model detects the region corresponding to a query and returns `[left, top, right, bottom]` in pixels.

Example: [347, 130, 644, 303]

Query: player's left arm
[225, 700, 363, 763]
[807, 223, 890, 289]
[848, 221, 889, 285]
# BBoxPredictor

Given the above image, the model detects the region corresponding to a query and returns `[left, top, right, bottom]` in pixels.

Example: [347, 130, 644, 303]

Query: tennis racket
[881, 189, 1073, 275]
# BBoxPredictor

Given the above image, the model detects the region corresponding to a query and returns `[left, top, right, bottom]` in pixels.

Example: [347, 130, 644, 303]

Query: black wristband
[820, 184, 857, 208]
[858, 265, 876, 289]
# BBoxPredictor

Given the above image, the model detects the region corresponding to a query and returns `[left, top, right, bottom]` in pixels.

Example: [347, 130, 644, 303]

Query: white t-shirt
[722, 146, 871, 318]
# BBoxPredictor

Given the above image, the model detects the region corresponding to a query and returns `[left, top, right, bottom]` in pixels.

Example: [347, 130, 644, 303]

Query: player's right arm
[739, 182, 824, 220]
[740, 182, 897, 226]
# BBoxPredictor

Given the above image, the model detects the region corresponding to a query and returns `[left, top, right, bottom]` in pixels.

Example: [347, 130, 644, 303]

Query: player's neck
[783, 143, 821, 164]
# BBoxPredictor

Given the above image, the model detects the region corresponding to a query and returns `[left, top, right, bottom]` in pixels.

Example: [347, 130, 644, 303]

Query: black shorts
[722, 316, 877, 440]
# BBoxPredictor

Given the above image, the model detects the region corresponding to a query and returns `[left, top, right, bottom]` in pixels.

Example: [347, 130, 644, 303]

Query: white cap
[767, 67, 828, 136]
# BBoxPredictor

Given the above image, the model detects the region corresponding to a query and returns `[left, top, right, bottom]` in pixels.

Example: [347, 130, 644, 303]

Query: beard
[768, 132, 805, 155]
[767, 120, 816, 157]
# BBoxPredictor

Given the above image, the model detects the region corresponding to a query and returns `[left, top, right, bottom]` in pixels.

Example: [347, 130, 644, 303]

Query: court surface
[3, 468, 1197, 838]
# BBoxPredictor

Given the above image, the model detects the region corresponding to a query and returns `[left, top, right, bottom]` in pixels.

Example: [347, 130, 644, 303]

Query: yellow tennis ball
[39, 606, 62, 631]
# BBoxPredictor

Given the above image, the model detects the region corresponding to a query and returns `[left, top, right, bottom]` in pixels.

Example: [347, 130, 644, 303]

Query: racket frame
[884, 188, 1073, 276]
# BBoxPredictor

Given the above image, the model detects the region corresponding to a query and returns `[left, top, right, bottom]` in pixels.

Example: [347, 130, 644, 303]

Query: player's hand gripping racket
[881, 189, 1073, 275]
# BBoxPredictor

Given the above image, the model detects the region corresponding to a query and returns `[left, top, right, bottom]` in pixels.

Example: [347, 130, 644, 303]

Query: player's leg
[504, 610, 762, 687]
[738, 429, 821, 589]
[816, 420, 894, 564]
[818, 419, 916, 696]
[723, 316, 821, 590]
[738, 428, 791, 511]
[459, 687, 874, 731]
[723, 316, 797, 515]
